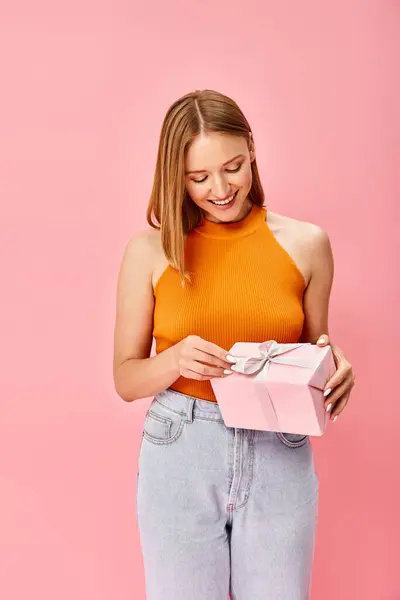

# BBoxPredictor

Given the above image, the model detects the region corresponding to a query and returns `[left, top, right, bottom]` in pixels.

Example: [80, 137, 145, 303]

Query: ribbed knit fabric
[153, 203, 306, 402]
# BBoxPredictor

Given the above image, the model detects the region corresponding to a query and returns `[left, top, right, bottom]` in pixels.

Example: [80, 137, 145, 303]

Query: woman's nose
[210, 176, 230, 200]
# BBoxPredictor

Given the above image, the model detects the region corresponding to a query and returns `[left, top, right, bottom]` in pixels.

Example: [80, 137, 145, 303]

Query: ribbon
[230, 340, 316, 431]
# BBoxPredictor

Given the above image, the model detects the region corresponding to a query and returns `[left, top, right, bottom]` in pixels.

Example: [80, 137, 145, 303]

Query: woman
[113, 89, 355, 600]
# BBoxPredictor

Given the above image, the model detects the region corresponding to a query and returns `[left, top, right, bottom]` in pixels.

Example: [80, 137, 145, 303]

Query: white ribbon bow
[231, 340, 313, 380]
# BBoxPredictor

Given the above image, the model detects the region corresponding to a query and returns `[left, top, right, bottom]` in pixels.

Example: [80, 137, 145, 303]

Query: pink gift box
[210, 340, 337, 436]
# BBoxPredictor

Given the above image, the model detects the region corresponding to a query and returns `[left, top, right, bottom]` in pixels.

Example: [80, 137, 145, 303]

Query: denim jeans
[136, 387, 319, 599]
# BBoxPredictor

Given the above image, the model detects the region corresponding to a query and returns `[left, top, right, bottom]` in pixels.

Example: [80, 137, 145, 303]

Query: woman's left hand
[316, 334, 356, 422]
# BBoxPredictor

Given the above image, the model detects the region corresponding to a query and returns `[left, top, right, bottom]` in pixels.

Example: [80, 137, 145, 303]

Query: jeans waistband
[154, 388, 224, 423]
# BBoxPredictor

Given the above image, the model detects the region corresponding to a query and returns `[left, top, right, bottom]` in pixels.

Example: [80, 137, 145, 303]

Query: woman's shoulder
[126, 226, 162, 253]
[266, 210, 330, 287]
[120, 227, 162, 276]
[267, 209, 327, 247]
[124, 227, 168, 291]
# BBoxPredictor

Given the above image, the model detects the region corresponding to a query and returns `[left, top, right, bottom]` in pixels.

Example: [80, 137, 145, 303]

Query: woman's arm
[299, 225, 334, 344]
[299, 224, 355, 421]
[113, 232, 180, 402]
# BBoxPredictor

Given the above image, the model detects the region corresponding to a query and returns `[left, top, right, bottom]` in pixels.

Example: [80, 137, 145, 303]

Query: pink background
[0, 1, 399, 598]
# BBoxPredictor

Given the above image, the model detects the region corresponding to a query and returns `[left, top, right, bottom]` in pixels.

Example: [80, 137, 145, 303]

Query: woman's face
[184, 131, 255, 223]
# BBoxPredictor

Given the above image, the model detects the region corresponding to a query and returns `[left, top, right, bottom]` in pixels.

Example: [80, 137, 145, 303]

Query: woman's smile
[208, 190, 238, 209]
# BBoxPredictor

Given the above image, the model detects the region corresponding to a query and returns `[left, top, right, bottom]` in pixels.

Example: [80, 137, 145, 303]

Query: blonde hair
[146, 89, 266, 286]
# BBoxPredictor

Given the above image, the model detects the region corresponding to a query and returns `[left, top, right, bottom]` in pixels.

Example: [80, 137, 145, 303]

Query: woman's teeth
[210, 192, 236, 205]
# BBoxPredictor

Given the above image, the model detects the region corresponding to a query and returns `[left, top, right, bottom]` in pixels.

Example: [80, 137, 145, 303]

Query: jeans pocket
[143, 399, 185, 445]
[276, 431, 309, 448]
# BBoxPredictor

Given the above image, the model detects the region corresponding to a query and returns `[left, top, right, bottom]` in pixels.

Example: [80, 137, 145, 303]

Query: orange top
[153, 203, 306, 402]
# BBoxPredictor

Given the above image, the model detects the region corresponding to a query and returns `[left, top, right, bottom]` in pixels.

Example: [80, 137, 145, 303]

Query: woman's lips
[208, 190, 238, 207]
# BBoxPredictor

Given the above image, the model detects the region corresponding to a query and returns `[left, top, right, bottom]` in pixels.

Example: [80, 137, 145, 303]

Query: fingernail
[226, 355, 237, 363]
[317, 337, 325, 345]
[223, 369, 233, 375]
[326, 403, 333, 412]
[323, 388, 332, 397]
[332, 415, 338, 423]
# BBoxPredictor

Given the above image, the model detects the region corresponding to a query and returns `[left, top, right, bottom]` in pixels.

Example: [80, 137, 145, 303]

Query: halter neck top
[152, 203, 306, 402]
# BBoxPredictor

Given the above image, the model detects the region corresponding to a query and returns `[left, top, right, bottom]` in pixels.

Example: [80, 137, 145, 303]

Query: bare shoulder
[267, 209, 330, 252]
[115, 228, 159, 297]
[126, 226, 160, 250]
[266, 210, 332, 287]
[122, 226, 169, 293]
[122, 226, 161, 266]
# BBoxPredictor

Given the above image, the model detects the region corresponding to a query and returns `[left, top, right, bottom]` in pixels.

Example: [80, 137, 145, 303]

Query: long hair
[146, 89, 266, 286]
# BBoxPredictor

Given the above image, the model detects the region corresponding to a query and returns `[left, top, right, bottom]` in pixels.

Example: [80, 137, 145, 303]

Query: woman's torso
[147, 204, 314, 401]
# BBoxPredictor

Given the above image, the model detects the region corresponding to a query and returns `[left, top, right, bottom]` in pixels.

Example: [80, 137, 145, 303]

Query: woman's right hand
[172, 335, 236, 381]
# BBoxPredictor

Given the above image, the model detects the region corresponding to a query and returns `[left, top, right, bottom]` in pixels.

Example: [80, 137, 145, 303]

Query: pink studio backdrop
[0, 1, 398, 599]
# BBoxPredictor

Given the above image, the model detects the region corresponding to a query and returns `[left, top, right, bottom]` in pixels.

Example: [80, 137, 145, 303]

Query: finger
[324, 377, 353, 410]
[316, 334, 329, 347]
[183, 360, 232, 379]
[324, 368, 350, 396]
[329, 390, 351, 420]
[331, 344, 344, 368]
[180, 368, 213, 381]
[181, 368, 233, 380]
[195, 337, 233, 364]
[190, 348, 233, 370]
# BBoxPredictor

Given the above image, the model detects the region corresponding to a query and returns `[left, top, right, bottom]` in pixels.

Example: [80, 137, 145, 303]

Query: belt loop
[186, 397, 195, 423]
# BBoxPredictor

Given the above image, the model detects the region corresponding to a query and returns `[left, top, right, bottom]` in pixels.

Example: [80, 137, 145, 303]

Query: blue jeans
[136, 388, 319, 599]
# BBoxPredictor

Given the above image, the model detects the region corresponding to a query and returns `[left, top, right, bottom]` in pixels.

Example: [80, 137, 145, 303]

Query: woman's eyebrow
[185, 154, 245, 175]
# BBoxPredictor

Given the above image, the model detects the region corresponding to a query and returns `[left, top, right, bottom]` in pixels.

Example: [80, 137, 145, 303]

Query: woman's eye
[193, 164, 242, 184]
[225, 164, 242, 173]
